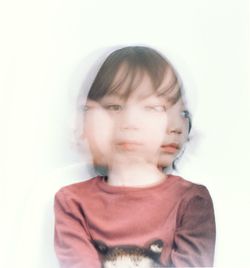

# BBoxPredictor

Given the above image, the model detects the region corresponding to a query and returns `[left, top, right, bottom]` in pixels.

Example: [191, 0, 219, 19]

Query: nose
[119, 107, 140, 130]
[167, 127, 182, 134]
[166, 116, 183, 135]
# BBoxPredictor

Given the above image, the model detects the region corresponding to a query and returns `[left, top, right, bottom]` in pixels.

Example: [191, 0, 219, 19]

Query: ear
[92, 240, 109, 255]
[148, 239, 164, 254]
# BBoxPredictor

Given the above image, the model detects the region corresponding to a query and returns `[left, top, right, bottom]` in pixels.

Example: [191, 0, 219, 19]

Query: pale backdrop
[0, 1, 249, 267]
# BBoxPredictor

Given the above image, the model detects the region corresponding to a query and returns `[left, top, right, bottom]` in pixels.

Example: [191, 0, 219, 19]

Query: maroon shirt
[54, 175, 216, 267]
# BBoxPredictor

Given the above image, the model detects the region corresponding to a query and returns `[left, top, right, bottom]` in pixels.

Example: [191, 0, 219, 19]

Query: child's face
[158, 98, 190, 168]
[98, 72, 169, 166]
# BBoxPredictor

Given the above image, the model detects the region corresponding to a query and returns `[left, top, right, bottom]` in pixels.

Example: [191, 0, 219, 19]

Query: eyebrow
[106, 92, 124, 97]
[98, 94, 124, 103]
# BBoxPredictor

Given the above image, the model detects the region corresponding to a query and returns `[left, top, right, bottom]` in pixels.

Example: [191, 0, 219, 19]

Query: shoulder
[54, 176, 102, 202]
[184, 179, 212, 205]
[167, 175, 214, 217]
[169, 175, 215, 226]
[169, 174, 212, 200]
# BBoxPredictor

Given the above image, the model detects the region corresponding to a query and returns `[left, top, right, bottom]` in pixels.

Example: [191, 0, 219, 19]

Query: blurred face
[158, 98, 190, 168]
[83, 65, 183, 169]
[99, 73, 169, 166]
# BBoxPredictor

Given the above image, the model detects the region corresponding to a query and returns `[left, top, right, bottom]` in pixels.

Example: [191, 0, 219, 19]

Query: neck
[107, 161, 166, 187]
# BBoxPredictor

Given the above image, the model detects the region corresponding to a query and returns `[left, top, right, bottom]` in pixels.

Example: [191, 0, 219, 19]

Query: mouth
[116, 141, 142, 151]
[161, 143, 180, 154]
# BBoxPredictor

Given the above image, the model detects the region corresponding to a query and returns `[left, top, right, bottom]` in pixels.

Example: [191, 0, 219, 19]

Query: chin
[158, 155, 176, 169]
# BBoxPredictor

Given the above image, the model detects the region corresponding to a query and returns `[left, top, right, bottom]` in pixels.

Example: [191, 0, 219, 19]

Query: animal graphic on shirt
[92, 239, 164, 268]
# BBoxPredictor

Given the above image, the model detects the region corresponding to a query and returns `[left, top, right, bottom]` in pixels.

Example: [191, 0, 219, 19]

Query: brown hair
[87, 46, 182, 104]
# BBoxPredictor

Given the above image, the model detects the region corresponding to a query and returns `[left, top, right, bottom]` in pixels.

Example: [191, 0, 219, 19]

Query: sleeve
[171, 185, 216, 267]
[54, 189, 101, 268]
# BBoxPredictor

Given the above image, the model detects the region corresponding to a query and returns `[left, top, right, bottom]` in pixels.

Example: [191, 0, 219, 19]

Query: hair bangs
[156, 75, 182, 105]
[104, 63, 145, 100]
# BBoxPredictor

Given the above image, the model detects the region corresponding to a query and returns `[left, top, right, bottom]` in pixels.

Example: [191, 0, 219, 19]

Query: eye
[103, 104, 123, 112]
[181, 110, 190, 119]
[145, 105, 167, 112]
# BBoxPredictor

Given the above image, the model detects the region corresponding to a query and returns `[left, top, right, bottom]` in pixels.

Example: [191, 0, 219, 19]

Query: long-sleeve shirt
[54, 175, 216, 267]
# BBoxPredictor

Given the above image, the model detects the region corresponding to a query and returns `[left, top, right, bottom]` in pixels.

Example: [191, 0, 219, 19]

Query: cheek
[144, 116, 168, 142]
[181, 126, 190, 144]
[84, 112, 114, 154]
[83, 118, 98, 145]
[96, 113, 114, 146]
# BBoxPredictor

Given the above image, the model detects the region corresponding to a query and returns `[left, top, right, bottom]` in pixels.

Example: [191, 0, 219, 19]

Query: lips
[116, 141, 142, 150]
[161, 143, 180, 154]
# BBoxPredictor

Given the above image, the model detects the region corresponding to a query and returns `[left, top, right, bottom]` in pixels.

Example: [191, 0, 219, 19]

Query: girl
[54, 46, 215, 267]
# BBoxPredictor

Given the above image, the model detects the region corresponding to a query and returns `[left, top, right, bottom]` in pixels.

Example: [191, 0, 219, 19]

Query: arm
[171, 185, 216, 267]
[54, 189, 101, 268]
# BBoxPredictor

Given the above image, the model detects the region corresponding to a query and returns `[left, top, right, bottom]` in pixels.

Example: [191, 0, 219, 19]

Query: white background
[0, 0, 249, 267]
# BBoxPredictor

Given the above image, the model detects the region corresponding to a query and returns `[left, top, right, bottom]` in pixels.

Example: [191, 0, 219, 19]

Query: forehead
[108, 68, 153, 100]
[105, 64, 180, 103]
